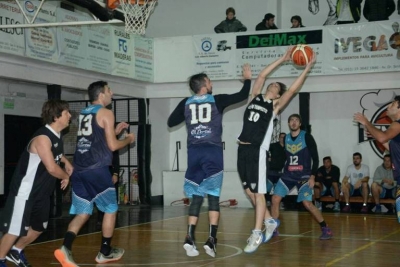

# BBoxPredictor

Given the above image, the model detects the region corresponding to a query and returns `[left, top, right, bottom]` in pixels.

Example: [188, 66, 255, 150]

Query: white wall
[146, 0, 400, 37]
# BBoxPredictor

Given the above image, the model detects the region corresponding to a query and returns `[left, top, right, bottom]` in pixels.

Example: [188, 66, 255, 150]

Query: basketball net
[118, 0, 157, 35]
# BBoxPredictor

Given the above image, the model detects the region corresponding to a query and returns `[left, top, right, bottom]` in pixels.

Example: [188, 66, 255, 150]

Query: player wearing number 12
[167, 64, 252, 258]
[54, 81, 135, 267]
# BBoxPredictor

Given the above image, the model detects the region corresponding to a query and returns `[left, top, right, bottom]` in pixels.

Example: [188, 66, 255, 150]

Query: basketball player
[271, 114, 333, 240]
[238, 48, 316, 253]
[354, 95, 400, 223]
[167, 64, 252, 258]
[0, 100, 72, 267]
[54, 81, 135, 267]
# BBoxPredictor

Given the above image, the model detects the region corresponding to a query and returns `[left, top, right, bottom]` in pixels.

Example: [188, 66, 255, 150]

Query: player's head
[226, 7, 235, 20]
[386, 95, 400, 119]
[41, 99, 70, 126]
[291, 15, 303, 28]
[383, 154, 392, 169]
[266, 82, 286, 99]
[189, 73, 212, 94]
[352, 152, 362, 166]
[323, 156, 332, 169]
[264, 13, 275, 27]
[288, 114, 302, 131]
[88, 81, 113, 105]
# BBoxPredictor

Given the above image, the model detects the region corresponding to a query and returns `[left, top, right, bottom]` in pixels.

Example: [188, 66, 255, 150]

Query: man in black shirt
[315, 156, 341, 212]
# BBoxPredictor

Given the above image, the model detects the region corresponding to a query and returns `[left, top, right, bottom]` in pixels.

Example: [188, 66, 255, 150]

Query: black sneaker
[203, 237, 217, 258]
[6, 249, 31, 267]
[0, 259, 7, 267]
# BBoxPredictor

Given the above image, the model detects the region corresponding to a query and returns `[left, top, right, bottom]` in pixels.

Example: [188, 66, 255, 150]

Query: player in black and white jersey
[237, 47, 316, 253]
[0, 100, 72, 267]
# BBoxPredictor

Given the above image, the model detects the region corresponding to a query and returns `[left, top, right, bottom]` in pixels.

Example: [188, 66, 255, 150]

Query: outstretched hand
[283, 46, 294, 62]
[242, 63, 252, 80]
[306, 51, 317, 68]
[353, 112, 369, 126]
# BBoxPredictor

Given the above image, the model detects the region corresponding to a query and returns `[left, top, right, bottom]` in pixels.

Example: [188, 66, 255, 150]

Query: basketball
[291, 44, 314, 67]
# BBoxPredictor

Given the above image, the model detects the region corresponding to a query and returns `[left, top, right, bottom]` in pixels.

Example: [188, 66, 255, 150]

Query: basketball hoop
[108, 0, 157, 35]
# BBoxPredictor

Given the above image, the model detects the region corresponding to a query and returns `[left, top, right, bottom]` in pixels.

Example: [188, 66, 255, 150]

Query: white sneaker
[244, 230, 263, 253]
[95, 247, 124, 263]
[183, 235, 199, 257]
[315, 201, 322, 211]
[262, 218, 278, 243]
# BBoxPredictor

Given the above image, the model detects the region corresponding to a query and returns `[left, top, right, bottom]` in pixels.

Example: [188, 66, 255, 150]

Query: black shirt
[316, 164, 341, 186]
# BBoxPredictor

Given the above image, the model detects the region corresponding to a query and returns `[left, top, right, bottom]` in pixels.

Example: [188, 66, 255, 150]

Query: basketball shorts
[237, 144, 268, 194]
[379, 187, 395, 199]
[70, 166, 118, 215]
[321, 183, 341, 197]
[395, 185, 400, 223]
[267, 171, 282, 194]
[274, 176, 313, 202]
[350, 183, 370, 197]
[184, 145, 223, 197]
[0, 194, 50, 236]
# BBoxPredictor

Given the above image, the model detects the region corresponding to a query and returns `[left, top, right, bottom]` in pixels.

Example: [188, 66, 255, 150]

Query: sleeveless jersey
[237, 94, 275, 150]
[73, 104, 112, 170]
[284, 130, 312, 176]
[389, 120, 400, 182]
[9, 125, 64, 199]
[184, 94, 222, 147]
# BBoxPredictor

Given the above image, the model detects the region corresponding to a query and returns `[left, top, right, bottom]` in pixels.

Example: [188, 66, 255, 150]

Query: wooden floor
[12, 205, 400, 267]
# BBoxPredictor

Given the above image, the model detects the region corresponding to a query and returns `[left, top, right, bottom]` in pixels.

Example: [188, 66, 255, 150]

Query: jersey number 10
[189, 103, 211, 124]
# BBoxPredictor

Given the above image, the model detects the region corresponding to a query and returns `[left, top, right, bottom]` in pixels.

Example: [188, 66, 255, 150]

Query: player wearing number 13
[167, 64, 252, 258]
[54, 81, 135, 267]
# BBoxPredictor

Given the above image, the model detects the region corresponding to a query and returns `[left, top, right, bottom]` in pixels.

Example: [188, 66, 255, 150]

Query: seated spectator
[255, 13, 278, 31]
[336, 0, 363, 24]
[363, 0, 396, 22]
[371, 154, 396, 213]
[214, 7, 247, 33]
[315, 156, 341, 212]
[341, 152, 370, 213]
[290, 15, 305, 28]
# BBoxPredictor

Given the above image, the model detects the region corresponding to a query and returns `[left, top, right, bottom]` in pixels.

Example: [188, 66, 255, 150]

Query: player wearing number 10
[237, 47, 317, 253]
[167, 64, 252, 258]
[54, 81, 135, 267]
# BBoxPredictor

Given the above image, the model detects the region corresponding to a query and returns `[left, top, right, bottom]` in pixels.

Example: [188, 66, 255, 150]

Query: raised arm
[167, 98, 186, 127]
[251, 48, 292, 98]
[354, 113, 400, 143]
[274, 52, 316, 113]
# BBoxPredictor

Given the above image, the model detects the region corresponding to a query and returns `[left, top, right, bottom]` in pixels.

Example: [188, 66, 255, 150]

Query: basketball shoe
[6, 249, 31, 267]
[95, 247, 124, 263]
[203, 237, 217, 258]
[183, 235, 199, 257]
[54, 245, 78, 267]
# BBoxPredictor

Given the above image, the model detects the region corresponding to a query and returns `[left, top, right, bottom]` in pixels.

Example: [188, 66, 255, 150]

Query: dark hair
[264, 13, 275, 21]
[353, 152, 362, 159]
[41, 99, 69, 125]
[277, 82, 287, 96]
[288, 114, 302, 124]
[383, 154, 391, 159]
[290, 15, 304, 27]
[323, 156, 332, 162]
[279, 132, 286, 137]
[88, 81, 108, 102]
[226, 7, 235, 16]
[394, 95, 400, 108]
[188, 73, 208, 94]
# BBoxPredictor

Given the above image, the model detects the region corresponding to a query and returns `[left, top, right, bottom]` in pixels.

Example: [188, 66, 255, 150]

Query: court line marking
[325, 228, 400, 266]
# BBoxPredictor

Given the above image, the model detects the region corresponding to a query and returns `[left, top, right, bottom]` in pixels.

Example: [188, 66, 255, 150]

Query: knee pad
[188, 195, 204, 217]
[208, 195, 220, 212]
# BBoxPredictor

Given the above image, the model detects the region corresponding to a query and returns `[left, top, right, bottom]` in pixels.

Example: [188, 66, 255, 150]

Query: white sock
[12, 246, 22, 253]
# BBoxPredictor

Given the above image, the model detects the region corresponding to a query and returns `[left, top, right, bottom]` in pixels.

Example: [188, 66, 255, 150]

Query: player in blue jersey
[168, 64, 252, 258]
[0, 100, 72, 267]
[54, 81, 135, 267]
[271, 114, 333, 240]
[237, 49, 317, 253]
[354, 95, 400, 223]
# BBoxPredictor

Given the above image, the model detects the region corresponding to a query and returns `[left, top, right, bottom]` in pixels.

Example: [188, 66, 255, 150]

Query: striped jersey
[8, 125, 64, 199]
